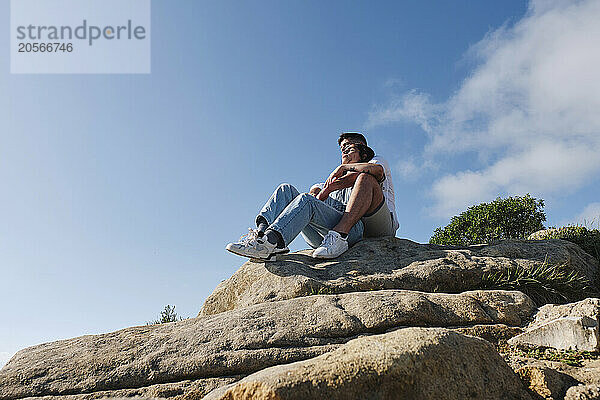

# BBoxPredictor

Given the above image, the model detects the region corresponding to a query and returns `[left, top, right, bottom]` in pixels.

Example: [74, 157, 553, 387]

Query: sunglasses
[341, 145, 359, 155]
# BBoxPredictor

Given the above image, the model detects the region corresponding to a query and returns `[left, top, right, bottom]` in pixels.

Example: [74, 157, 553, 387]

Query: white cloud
[430, 141, 600, 217]
[383, 77, 405, 89]
[395, 159, 419, 181]
[568, 202, 600, 227]
[369, 0, 600, 218]
[395, 157, 438, 181]
[367, 90, 437, 134]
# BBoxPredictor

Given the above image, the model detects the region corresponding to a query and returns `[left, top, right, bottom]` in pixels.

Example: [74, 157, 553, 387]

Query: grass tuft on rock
[511, 347, 599, 367]
[529, 226, 600, 261]
[481, 260, 596, 305]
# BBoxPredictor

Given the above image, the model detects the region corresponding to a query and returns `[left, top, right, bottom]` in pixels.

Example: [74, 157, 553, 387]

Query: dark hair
[355, 143, 375, 162]
[338, 132, 367, 146]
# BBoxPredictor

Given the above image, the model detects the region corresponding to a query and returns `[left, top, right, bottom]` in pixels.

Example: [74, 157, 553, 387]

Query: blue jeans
[257, 183, 364, 248]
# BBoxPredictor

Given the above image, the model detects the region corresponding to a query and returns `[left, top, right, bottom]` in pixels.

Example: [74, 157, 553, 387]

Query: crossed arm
[312, 163, 384, 201]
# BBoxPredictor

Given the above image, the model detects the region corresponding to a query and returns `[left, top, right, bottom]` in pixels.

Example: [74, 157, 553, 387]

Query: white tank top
[369, 156, 399, 232]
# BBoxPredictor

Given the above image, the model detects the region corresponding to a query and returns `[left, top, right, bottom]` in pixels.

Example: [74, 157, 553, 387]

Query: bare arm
[325, 163, 384, 186]
[317, 172, 360, 201]
[343, 163, 384, 182]
[317, 162, 384, 201]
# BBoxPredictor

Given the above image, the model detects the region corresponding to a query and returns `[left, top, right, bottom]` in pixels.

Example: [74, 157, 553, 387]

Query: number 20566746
[18, 43, 73, 52]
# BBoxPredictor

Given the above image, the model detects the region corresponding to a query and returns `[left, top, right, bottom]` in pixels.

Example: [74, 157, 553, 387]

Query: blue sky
[2, 0, 600, 367]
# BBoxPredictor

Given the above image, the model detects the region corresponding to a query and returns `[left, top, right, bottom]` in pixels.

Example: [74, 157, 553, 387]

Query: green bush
[147, 305, 184, 325]
[529, 226, 600, 260]
[430, 195, 546, 245]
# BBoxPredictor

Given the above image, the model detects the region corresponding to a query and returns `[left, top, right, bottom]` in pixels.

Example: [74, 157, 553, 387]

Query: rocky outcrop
[453, 324, 524, 344]
[566, 384, 600, 400]
[202, 328, 534, 400]
[509, 298, 600, 351]
[2, 238, 599, 400]
[4, 378, 242, 400]
[0, 289, 534, 400]
[503, 349, 600, 399]
[516, 366, 577, 400]
[199, 237, 598, 316]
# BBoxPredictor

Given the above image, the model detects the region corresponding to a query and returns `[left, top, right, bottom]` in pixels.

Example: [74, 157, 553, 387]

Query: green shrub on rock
[528, 226, 600, 260]
[147, 305, 184, 325]
[430, 195, 546, 245]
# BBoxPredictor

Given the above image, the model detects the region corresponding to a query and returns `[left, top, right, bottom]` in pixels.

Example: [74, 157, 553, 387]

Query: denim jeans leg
[270, 193, 364, 247]
[256, 183, 300, 226]
[300, 189, 360, 248]
[299, 225, 326, 249]
[300, 219, 363, 248]
[323, 187, 363, 245]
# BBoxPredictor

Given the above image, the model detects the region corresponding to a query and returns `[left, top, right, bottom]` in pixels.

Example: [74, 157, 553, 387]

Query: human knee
[277, 183, 295, 192]
[354, 172, 378, 187]
[275, 183, 300, 199]
[297, 192, 316, 204]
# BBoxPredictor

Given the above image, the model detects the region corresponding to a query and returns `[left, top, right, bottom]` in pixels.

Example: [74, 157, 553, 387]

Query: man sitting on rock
[226, 132, 398, 261]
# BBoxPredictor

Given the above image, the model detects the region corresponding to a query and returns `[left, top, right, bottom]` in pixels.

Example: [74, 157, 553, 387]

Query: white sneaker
[312, 230, 348, 259]
[226, 228, 287, 261]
